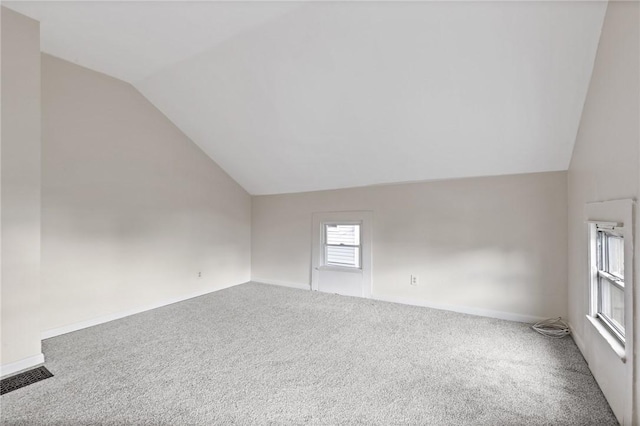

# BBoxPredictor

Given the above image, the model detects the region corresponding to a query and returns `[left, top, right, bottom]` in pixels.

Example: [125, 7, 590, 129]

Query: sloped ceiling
[6, 1, 607, 195]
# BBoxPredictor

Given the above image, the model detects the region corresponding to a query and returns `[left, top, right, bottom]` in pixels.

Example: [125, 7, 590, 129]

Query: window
[592, 223, 625, 344]
[323, 223, 361, 268]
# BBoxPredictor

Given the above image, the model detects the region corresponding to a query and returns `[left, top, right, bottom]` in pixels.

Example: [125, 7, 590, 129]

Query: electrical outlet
[410, 275, 418, 286]
[198, 272, 202, 278]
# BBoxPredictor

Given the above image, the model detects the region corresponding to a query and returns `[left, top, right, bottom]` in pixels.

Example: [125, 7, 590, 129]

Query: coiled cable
[532, 317, 571, 339]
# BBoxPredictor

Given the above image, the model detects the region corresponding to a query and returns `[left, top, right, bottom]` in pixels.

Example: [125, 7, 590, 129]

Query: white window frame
[589, 222, 625, 344]
[322, 221, 362, 270]
[311, 211, 373, 298]
[585, 200, 634, 365]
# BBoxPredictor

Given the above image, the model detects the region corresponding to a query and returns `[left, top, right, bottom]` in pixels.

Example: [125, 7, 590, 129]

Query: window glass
[605, 235, 624, 278]
[324, 224, 361, 268]
[326, 225, 360, 246]
[326, 246, 361, 268]
[596, 229, 625, 341]
[599, 278, 625, 332]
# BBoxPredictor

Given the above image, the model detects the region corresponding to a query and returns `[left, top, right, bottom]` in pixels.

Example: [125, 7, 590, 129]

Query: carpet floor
[1, 282, 617, 425]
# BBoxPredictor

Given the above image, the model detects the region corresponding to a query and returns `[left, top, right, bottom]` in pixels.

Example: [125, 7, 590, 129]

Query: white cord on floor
[531, 317, 571, 339]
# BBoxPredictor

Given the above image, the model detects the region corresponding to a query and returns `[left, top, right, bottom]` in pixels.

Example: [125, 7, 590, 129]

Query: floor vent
[1, 366, 53, 395]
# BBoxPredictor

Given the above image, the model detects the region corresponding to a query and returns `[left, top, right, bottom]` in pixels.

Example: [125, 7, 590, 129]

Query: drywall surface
[137, 1, 605, 195]
[40, 55, 251, 332]
[1, 8, 43, 370]
[252, 171, 568, 321]
[567, 2, 639, 424]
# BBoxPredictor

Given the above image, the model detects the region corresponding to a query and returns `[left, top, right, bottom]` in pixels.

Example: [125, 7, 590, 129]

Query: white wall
[567, 1, 639, 424]
[253, 171, 568, 321]
[40, 54, 251, 334]
[0, 8, 43, 374]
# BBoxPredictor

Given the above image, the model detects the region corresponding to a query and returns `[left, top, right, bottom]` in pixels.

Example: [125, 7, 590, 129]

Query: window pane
[596, 231, 604, 269]
[599, 277, 625, 335]
[326, 224, 360, 246]
[606, 234, 624, 278]
[326, 246, 360, 268]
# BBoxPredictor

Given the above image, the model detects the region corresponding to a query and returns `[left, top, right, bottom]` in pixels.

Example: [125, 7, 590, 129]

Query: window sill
[585, 315, 626, 363]
[317, 266, 362, 274]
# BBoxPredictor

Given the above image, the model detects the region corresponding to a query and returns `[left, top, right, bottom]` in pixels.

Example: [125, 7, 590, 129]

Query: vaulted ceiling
[6, 1, 608, 195]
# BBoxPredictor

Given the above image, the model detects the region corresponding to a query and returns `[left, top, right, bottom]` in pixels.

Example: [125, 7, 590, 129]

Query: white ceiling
[4, 1, 304, 83]
[6, 1, 607, 195]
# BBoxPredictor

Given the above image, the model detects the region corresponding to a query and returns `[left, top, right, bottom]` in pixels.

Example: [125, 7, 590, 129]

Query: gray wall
[1, 8, 43, 371]
[40, 55, 251, 333]
[253, 171, 568, 321]
[567, 1, 639, 423]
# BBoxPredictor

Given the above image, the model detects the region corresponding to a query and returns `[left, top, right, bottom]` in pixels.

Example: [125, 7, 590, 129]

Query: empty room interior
[1, 0, 639, 424]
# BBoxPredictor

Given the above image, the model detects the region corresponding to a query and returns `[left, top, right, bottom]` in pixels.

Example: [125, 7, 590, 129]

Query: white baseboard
[252, 278, 310, 291]
[252, 280, 543, 323]
[41, 281, 245, 340]
[1, 353, 45, 378]
[569, 322, 586, 355]
[372, 294, 546, 324]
